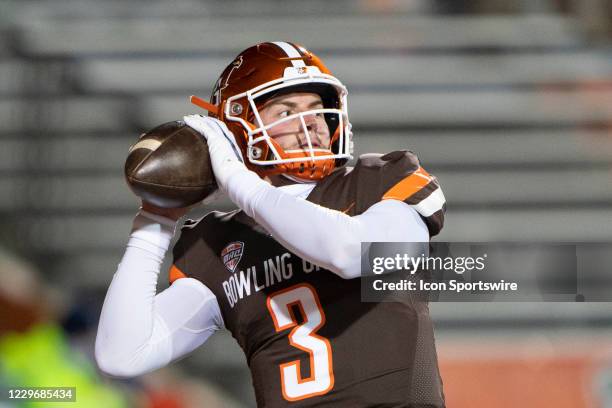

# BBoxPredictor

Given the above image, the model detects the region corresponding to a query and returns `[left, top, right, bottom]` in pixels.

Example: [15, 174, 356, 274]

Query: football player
[96, 42, 446, 407]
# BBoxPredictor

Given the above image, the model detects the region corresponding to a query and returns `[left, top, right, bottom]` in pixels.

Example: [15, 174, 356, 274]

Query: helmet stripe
[272, 41, 306, 68]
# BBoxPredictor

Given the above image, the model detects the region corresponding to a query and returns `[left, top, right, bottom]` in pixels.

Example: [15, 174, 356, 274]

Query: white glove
[183, 115, 249, 191]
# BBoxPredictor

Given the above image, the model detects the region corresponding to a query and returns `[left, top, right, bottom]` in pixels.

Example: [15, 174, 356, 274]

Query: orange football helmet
[191, 41, 353, 181]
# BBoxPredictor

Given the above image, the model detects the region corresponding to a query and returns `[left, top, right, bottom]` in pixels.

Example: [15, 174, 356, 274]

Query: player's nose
[303, 114, 320, 133]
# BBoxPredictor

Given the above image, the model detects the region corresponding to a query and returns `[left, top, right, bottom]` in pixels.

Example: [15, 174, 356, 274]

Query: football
[124, 121, 217, 208]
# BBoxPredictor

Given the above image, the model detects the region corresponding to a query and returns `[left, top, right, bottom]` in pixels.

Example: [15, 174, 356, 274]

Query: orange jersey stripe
[169, 264, 187, 284]
[382, 166, 433, 201]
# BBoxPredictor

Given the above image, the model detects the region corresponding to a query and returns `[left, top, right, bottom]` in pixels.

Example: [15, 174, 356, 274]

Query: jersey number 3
[266, 284, 334, 401]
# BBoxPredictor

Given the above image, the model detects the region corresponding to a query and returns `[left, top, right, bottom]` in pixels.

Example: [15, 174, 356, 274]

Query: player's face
[258, 92, 331, 151]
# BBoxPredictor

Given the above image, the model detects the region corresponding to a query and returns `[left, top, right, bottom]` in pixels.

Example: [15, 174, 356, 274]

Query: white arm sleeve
[226, 171, 429, 279]
[95, 211, 223, 378]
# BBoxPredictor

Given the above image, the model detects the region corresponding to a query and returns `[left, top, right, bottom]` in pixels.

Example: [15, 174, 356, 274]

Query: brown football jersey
[171, 151, 446, 407]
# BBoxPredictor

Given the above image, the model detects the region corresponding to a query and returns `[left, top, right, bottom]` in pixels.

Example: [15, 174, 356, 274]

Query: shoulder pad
[355, 150, 446, 237]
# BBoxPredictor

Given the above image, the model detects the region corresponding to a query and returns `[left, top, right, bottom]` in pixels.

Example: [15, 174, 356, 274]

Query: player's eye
[278, 110, 291, 118]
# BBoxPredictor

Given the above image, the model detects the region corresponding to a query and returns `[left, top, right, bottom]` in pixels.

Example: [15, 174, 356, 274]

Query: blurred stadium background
[0, 0, 611, 407]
